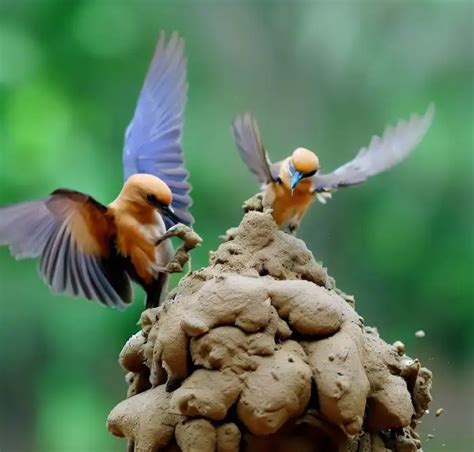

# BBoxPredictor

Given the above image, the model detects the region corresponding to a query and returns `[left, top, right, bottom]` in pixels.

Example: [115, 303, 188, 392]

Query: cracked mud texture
[107, 209, 432, 452]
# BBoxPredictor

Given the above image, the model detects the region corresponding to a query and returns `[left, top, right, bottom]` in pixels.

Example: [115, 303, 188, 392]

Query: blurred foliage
[0, 1, 473, 451]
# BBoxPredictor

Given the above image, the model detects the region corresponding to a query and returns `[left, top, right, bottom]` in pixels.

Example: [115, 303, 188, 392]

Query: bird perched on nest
[0, 32, 201, 309]
[231, 104, 434, 234]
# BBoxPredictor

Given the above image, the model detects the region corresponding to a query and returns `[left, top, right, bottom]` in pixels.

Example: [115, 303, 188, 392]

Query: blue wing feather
[123, 31, 193, 226]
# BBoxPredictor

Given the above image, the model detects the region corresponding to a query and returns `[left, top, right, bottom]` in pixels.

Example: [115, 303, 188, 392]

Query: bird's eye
[146, 193, 158, 204]
[146, 193, 166, 208]
[303, 169, 317, 178]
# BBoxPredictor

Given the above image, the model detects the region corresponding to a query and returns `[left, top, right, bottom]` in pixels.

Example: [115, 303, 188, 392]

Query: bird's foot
[164, 248, 188, 273]
[152, 262, 184, 274]
[243, 192, 264, 212]
[285, 222, 299, 236]
[155, 224, 202, 249]
[315, 191, 333, 204]
[155, 225, 202, 274]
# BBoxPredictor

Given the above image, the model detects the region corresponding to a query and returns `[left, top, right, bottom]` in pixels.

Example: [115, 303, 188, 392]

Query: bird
[0, 31, 195, 309]
[231, 104, 434, 234]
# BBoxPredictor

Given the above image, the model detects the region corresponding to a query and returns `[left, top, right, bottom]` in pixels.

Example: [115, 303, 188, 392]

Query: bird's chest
[266, 182, 314, 226]
[137, 216, 165, 245]
[115, 212, 173, 266]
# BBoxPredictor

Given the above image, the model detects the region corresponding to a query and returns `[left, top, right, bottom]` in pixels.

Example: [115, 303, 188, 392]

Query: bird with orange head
[232, 105, 434, 234]
[0, 32, 198, 309]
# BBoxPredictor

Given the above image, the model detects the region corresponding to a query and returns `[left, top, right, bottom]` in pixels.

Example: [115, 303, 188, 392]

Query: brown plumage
[232, 105, 434, 234]
[109, 175, 175, 290]
[0, 174, 181, 308]
[0, 32, 194, 309]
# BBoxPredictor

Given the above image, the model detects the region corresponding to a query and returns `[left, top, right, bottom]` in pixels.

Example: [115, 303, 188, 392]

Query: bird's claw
[165, 261, 183, 273]
[155, 224, 202, 249]
[287, 222, 299, 235]
[315, 191, 332, 204]
[155, 225, 202, 274]
[154, 224, 182, 247]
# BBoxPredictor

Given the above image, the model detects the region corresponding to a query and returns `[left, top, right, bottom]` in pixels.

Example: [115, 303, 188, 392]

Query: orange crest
[291, 148, 320, 174]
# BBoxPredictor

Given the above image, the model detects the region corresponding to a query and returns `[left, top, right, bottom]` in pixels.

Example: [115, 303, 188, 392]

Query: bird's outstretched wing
[311, 104, 435, 193]
[231, 113, 280, 186]
[123, 31, 192, 227]
[0, 190, 132, 308]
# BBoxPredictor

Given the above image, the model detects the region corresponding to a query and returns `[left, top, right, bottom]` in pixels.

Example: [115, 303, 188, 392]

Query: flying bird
[0, 32, 196, 309]
[231, 104, 434, 234]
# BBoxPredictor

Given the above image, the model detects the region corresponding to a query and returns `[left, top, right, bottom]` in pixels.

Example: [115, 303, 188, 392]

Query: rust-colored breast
[117, 225, 157, 284]
[113, 206, 162, 284]
[268, 180, 314, 226]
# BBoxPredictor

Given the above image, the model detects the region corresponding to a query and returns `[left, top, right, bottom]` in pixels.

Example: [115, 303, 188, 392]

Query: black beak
[146, 194, 181, 225]
[160, 205, 181, 225]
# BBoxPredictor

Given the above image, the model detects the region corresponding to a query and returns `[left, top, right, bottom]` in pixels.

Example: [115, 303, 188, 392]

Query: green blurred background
[0, 1, 472, 451]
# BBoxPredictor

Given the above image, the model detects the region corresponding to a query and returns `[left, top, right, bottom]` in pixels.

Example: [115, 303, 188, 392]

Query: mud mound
[107, 210, 432, 451]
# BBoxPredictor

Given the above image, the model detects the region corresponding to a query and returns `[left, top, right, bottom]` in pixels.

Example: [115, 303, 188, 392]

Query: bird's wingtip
[231, 112, 247, 129]
[425, 102, 435, 120]
[153, 30, 185, 56]
[419, 102, 435, 133]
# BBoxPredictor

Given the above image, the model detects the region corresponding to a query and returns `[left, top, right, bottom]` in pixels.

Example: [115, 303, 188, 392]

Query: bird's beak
[290, 171, 303, 189]
[160, 205, 181, 225]
[146, 195, 181, 225]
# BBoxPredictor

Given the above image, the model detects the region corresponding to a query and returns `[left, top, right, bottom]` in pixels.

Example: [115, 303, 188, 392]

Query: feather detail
[123, 31, 193, 226]
[312, 104, 434, 192]
[0, 191, 132, 308]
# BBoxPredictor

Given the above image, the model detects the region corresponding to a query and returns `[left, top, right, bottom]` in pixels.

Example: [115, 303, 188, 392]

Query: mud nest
[107, 210, 432, 452]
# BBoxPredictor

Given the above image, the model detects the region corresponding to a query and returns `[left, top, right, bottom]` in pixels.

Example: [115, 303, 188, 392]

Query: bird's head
[287, 147, 320, 189]
[119, 174, 180, 224]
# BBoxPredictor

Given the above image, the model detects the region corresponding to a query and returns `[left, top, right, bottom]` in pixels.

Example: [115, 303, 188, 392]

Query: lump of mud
[107, 210, 432, 452]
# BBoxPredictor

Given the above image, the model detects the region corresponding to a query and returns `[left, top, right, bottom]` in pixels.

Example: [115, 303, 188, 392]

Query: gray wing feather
[312, 103, 435, 192]
[123, 31, 192, 226]
[231, 113, 279, 185]
[0, 201, 56, 258]
[0, 199, 131, 308]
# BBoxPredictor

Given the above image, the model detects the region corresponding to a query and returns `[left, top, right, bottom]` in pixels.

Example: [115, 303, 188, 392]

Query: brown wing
[231, 113, 280, 186]
[312, 104, 434, 192]
[0, 189, 132, 308]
